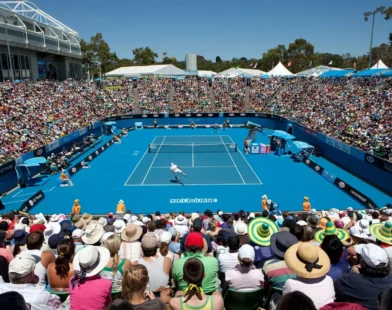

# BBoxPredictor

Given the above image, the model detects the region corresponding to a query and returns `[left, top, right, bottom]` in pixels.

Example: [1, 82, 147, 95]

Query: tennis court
[124, 135, 262, 186]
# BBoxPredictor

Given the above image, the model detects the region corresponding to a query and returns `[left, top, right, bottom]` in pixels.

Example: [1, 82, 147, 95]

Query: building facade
[0, 1, 82, 81]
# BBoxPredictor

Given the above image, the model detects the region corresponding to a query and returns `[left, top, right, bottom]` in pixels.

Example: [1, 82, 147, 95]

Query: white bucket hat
[72, 246, 110, 278]
[44, 222, 61, 240]
[97, 217, 107, 227]
[175, 215, 185, 225]
[50, 214, 60, 222]
[234, 222, 248, 236]
[113, 220, 126, 234]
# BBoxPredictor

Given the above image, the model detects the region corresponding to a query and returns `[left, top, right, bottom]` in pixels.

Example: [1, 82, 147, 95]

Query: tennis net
[148, 143, 237, 153]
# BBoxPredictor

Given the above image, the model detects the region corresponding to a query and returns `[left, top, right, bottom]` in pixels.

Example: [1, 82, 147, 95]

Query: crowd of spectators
[173, 77, 211, 113]
[1, 76, 391, 165]
[212, 78, 247, 112]
[136, 78, 171, 114]
[0, 80, 133, 165]
[1, 206, 392, 309]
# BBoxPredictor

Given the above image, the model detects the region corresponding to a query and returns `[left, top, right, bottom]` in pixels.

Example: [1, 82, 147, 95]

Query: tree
[260, 44, 287, 72]
[286, 38, 314, 73]
[132, 47, 158, 65]
[384, 6, 392, 20]
[215, 56, 222, 63]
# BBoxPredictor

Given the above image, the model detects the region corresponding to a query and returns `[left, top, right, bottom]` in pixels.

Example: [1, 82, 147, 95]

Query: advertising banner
[45, 140, 60, 153]
[302, 157, 324, 175]
[0, 160, 15, 177]
[19, 190, 45, 213]
[333, 177, 379, 209]
[365, 153, 392, 175]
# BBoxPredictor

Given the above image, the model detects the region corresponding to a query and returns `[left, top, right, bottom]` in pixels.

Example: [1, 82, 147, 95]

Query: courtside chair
[223, 288, 263, 310]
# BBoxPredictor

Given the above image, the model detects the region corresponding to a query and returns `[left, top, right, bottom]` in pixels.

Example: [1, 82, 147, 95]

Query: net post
[148, 144, 151, 153]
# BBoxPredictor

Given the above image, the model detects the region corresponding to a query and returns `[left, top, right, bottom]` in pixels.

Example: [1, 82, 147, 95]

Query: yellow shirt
[72, 205, 81, 215]
[117, 203, 125, 213]
[303, 201, 311, 211]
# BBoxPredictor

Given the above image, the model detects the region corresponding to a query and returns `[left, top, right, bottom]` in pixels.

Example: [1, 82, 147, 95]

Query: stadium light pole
[364, 6, 386, 69]
[3, 19, 14, 82]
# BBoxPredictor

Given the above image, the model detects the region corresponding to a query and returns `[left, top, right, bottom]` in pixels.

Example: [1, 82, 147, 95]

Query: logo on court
[89, 156, 93, 160]
[72, 168, 76, 173]
[186, 114, 191, 117]
[339, 182, 345, 189]
[240, 113, 246, 116]
[142, 115, 147, 118]
[101, 147, 104, 150]
[153, 114, 159, 117]
[95, 151, 99, 155]
[229, 113, 234, 116]
[170, 198, 218, 204]
[207, 114, 213, 117]
[366, 156, 375, 164]
[197, 114, 202, 117]
[178, 125, 183, 128]
[305, 159, 310, 165]
[175, 114, 180, 117]
[106, 143, 110, 147]
[37, 149, 43, 156]
[315, 166, 320, 171]
[28, 200, 34, 207]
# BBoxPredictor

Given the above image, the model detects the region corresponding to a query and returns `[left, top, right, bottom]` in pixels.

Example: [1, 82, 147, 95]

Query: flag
[354, 62, 357, 69]
[254, 62, 258, 69]
[309, 60, 312, 68]
[249, 62, 254, 67]
[328, 60, 333, 65]
[288, 61, 292, 67]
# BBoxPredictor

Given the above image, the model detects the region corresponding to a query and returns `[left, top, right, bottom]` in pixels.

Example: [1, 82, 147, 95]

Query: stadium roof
[215, 68, 266, 78]
[106, 65, 191, 77]
[295, 65, 342, 77]
[0, 1, 78, 36]
[268, 62, 293, 76]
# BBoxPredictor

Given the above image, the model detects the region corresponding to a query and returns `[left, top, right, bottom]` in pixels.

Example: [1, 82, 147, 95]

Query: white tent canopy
[371, 60, 388, 69]
[198, 70, 217, 77]
[295, 65, 343, 77]
[268, 62, 293, 76]
[105, 65, 189, 77]
[216, 67, 266, 78]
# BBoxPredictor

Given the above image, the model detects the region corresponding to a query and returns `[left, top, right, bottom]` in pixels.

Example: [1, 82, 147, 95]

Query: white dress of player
[170, 163, 186, 183]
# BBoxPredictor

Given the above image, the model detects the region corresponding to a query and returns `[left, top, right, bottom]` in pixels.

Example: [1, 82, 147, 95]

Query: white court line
[219, 136, 245, 184]
[15, 186, 56, 198]
[12, 190, 23, 198]
[192, 143, 194, 167]
[123, 137, 157, 186]
[154, 135, 224, 138]
[226, 136, 263, 184]
[3, 199, 26, 205]
[141, 136, 166, 185]
[125, 183, 262, 187]
[151, 166, 236, 169]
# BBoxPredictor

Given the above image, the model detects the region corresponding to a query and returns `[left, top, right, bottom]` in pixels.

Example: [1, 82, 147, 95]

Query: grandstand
[0, 1, 81, 81]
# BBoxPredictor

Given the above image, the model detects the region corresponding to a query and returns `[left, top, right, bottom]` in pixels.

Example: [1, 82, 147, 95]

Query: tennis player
[212, 123, 219, 133]
[170, 163, 186, 183]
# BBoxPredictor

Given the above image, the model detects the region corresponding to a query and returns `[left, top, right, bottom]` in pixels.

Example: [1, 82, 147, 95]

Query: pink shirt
[225, 264, 264, 291]
[69, 275, 112, 310]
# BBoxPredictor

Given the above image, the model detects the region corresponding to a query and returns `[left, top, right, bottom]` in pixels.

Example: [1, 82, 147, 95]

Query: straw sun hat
[284, 242, 330, 279]
[314, 221, 349, 243]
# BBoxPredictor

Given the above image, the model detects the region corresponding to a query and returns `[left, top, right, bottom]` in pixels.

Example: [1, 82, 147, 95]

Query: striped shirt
[262, 258, 296, 290]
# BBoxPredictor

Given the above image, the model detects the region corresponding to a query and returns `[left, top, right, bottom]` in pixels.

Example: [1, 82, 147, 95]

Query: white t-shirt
[283, 276, 335, 309]
[218, 252, 239, 273]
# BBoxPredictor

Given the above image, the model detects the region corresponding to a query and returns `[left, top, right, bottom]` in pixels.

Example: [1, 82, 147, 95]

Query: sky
[33, 0, 391, 61]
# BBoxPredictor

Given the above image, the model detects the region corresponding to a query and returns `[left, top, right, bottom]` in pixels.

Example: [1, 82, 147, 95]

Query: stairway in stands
[244, 86, 250, 112]
[208, 86, 216, 112]
[132, 87, 141, 114]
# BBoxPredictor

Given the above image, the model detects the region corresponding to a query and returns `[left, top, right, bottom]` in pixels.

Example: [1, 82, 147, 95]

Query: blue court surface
[2, 128, 391, 214]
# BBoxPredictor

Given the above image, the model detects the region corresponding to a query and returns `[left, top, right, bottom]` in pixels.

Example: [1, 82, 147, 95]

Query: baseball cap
[193, 218, 203, 230]
[9, 252, 36, 277]
[355, 244, 388, 269]
[141, 232, 158, 250]
[185, 232, 204, 249]
[48, 232, 65, 249]
[160, 231, 172, 244]
[29, 224, 46, 233]
[238, 244, 255, 261]
[72, 229, 85, 238]
[107, 212, 114, 218]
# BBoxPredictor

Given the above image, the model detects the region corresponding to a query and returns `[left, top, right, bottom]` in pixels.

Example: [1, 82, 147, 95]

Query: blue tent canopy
[272, 130, 296, 140]
[381, 69, 392, 76]
[104, 121, 116, 126]
[352, 68, 388, 77]
[319, 70, 354, 78]
[261, 74, 270, 79]
[23, 157, 46, 167]
[293, 141, 314, 149]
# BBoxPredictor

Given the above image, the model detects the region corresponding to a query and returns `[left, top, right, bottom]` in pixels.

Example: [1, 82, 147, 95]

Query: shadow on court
[170, 179, 185, 186]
